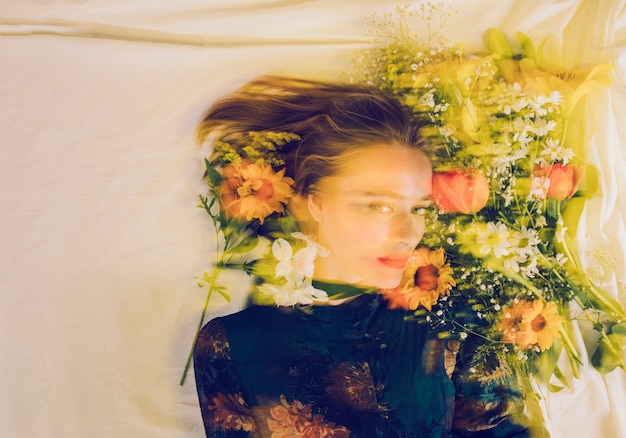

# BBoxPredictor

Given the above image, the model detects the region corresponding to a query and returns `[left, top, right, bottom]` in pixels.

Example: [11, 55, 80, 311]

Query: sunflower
[499, 299, 563, 351]
[498, 299, 531, 347]
[220, 159, 294, 223]
[382, 248, 456, 311]
[520, 300, 564, 351]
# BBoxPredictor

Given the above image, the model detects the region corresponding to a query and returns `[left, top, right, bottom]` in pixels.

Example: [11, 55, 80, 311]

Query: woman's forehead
[320, 157, 431, 198]
[337, 145, 431, 177]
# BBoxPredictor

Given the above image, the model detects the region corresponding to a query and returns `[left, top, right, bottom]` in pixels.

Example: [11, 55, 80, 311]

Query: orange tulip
[533, 164, 586, 200]
[431, 170, 490, 214]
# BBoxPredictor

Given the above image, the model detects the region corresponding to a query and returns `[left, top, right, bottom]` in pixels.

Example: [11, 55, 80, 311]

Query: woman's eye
[411, 206, 428, 216]
[367, 203, 393, 214]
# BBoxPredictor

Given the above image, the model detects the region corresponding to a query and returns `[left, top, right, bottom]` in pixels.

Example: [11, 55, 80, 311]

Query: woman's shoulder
[194, 306, 279, 360]
[197, 305, 296, 341]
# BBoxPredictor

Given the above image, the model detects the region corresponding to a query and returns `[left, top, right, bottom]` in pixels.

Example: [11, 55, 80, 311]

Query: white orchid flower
[258, 279, 329, 306]
[271, 233, 329, 288]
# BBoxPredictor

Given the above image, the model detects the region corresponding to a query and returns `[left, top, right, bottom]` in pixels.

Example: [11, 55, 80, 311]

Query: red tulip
[533, 164, 586, 200]
[431, 169, 490, 214]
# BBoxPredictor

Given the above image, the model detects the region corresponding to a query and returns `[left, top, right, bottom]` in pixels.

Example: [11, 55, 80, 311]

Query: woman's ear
[286, 193, 318, 234]
[307, 192, 324, 222]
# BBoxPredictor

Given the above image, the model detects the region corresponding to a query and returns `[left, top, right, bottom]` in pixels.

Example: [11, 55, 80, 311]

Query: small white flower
[477, 221, 511, 258]
[520, 257, 539, 278]
[535, 216, 548, 228]
[528, 99, 548, 116]
[501, 188, 514, 207]
[532, 119, 557, 137]
[503, 253, 526, 272]
[440, 124, 456, 137]
[510, 226, 540, 258]
[419, 91, 436, 108]
[555, 216, 568, 243]
[512, 117, 531, 133]
[536, 90, 563, 106]
[528, 176, 550, 201]
[503, 97, 528, 115]
[540, 138, 574, 164]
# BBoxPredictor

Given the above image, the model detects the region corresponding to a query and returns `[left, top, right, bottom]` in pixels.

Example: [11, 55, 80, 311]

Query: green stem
[180, 223, 225, 386]
[558, 325, 582, 378]
[496, 266, 545, 301]
[179, 266, 224, 386]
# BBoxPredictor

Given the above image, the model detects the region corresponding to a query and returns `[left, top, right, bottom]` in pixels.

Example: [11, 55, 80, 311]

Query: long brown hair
[197, 76, 429, 194]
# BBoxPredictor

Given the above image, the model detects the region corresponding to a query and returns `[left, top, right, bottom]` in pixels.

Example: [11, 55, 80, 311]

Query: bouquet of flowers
[350, 0, 626, 423]
[182, 6, 626, 431]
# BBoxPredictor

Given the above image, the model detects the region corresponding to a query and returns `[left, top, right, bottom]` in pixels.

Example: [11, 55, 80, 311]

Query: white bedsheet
[1, 1, 625, 436]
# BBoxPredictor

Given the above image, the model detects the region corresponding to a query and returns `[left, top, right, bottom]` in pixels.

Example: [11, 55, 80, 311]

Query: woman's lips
[377, 255, 410, 269]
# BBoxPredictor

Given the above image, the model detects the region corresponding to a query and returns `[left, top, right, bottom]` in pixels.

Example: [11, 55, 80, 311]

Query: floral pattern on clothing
[193, 292, 531, 437]
[324, 362, 383, 412]
[208, 392, 256, 432]
[267, 395, 350, 438]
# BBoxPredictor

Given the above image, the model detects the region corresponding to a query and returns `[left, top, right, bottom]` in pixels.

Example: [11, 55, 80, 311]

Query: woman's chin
[363, 273, 404, 290]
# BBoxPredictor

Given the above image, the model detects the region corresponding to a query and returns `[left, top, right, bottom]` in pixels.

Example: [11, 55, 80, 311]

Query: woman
[193, 77, 531, 437]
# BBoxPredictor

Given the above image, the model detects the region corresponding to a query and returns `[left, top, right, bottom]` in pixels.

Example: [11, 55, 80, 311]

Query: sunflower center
[415, 265, 439, 290]
[531, 315, 547, 332]
[238, 178, 275, 200]
[253, 178, 275, 201]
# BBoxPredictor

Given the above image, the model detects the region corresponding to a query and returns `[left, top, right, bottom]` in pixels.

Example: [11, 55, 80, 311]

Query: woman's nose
[391, 212, 424, 246]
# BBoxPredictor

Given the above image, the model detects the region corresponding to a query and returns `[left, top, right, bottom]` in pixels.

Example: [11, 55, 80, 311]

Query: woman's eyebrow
[345, 190, 432, 204]
[344, 190, 405, 198]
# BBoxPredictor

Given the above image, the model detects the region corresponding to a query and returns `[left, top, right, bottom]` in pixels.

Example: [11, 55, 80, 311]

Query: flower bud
[431, 169, 490, 214]
[533, 164, 586, 200]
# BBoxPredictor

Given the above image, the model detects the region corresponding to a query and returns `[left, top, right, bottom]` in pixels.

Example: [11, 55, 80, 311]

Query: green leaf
[204, 158, 223, 188]
[547, 383, 566, 392]
[592, 335, 624, 373]
[612, 323, 626, 337]
[280, 215, 300, 235]
[561, 196, 588, 240]
[517, 32, 536, 61]
[198, 194, 222, 226]
[486, 28, 513, 59]
[533, 340, 561, 383]
[545, 200, 559, 220]
[217, 288, 231, 302]
[229, 236, 259, 254]
[591, 324, 626, 373]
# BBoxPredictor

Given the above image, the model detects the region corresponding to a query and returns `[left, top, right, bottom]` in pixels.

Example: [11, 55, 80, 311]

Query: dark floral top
[193, 288, 532, 437]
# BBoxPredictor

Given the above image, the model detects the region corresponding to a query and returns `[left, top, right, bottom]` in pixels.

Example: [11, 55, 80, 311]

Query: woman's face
[308, 144, 432, 289]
